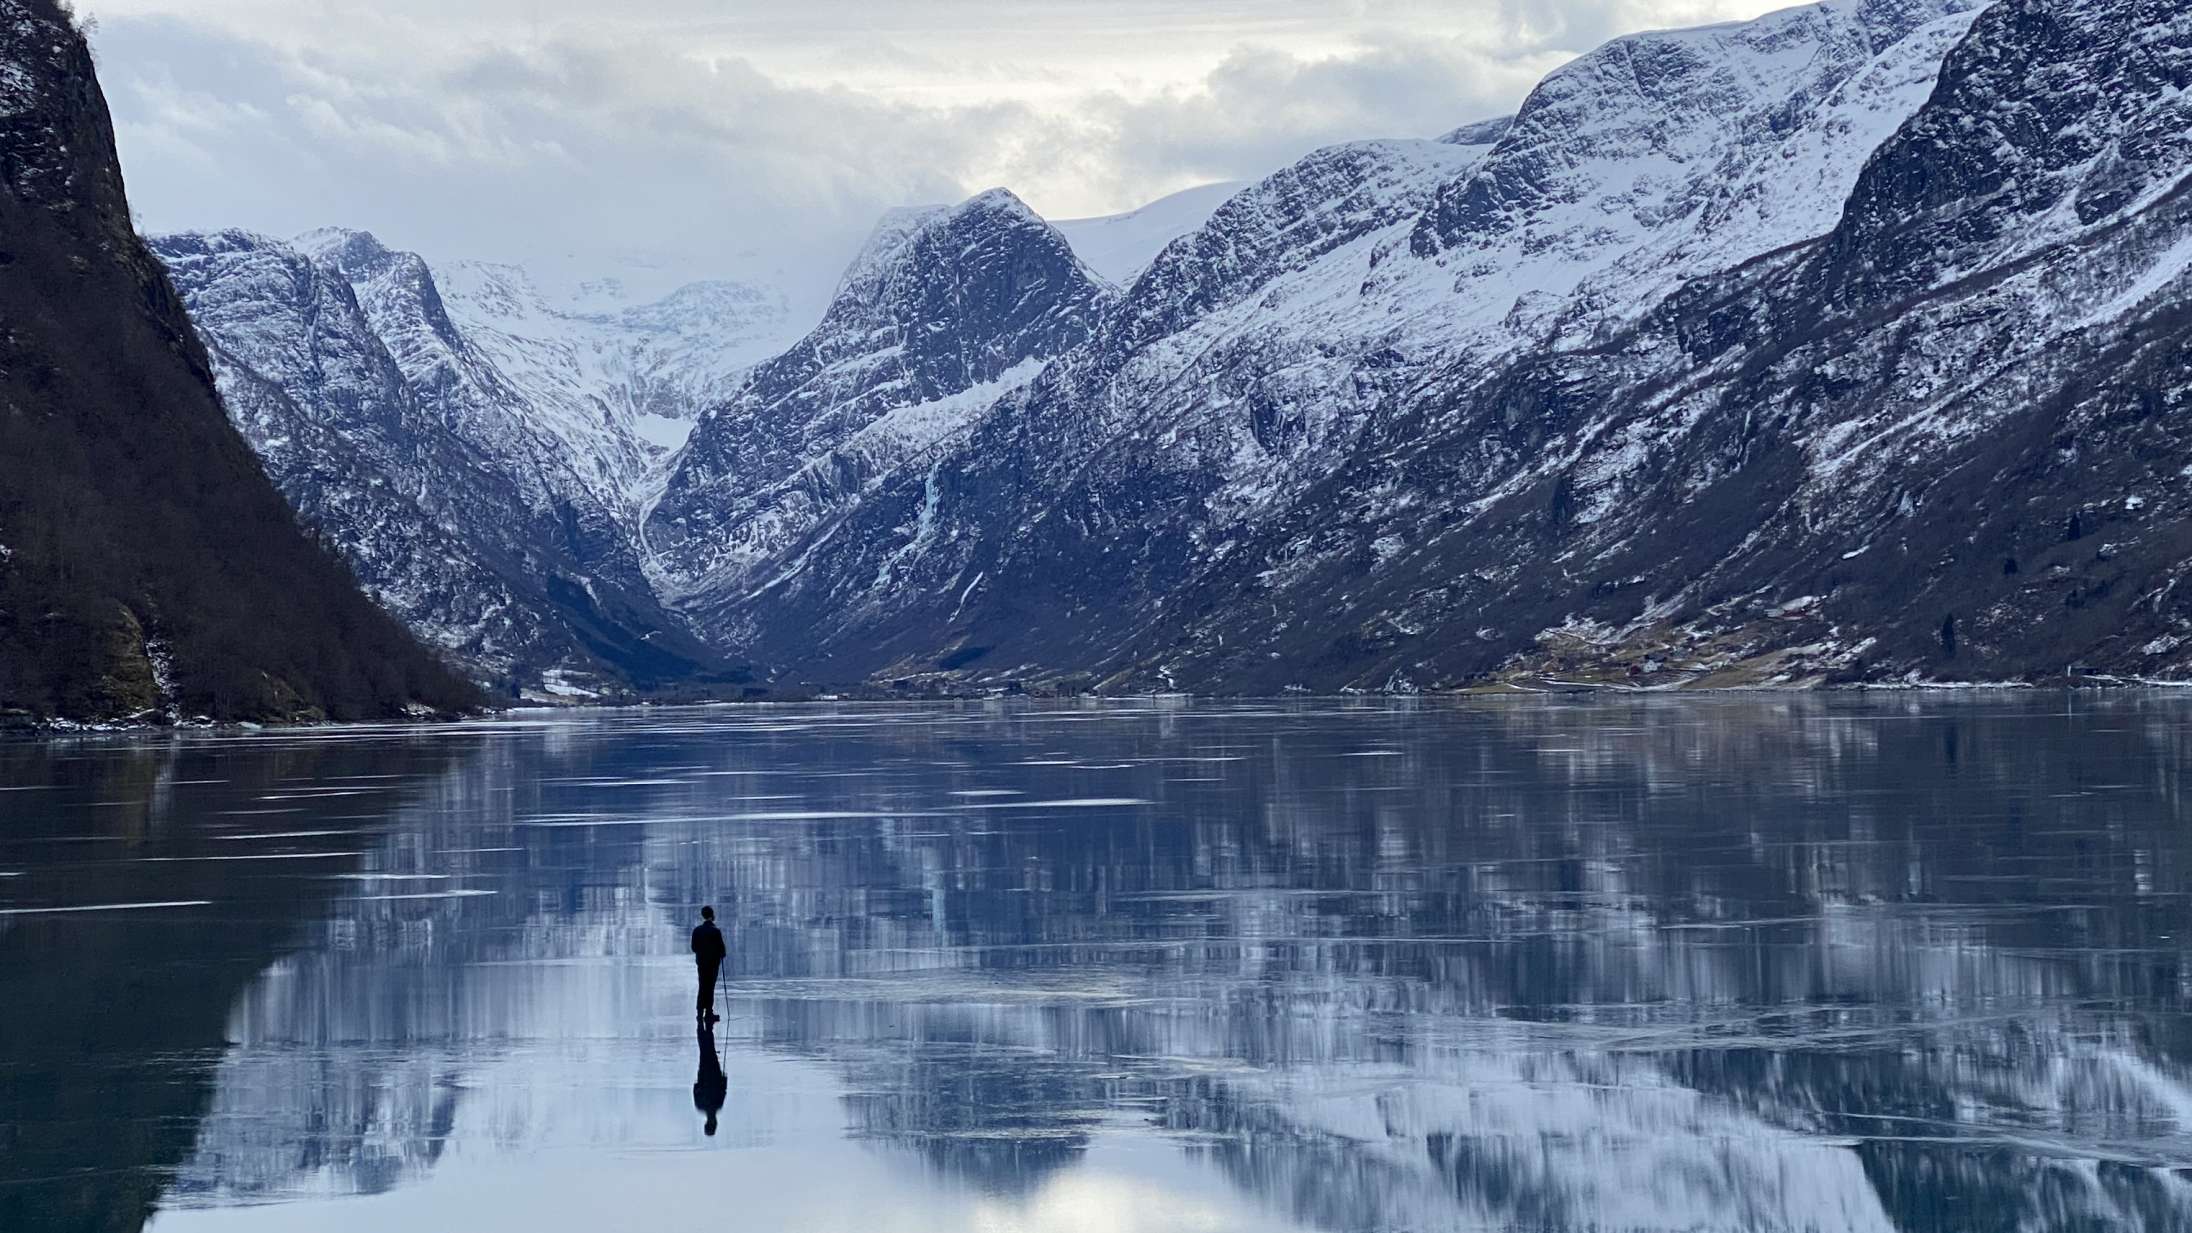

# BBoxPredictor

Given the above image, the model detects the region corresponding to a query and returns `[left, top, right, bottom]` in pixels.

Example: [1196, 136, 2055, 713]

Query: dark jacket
[691, 920, 726, 966]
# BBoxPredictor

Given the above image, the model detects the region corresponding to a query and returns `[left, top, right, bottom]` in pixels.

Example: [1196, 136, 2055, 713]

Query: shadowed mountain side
[610, 0, 2192, 696]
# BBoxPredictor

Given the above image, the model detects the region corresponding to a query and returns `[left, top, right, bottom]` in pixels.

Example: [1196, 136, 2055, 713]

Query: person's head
[704, 1113, 719, 1136]
[701, 905, 715, 922]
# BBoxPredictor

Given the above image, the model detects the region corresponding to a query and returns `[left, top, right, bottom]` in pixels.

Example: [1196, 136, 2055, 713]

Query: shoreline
[14, 676, 2192, 739]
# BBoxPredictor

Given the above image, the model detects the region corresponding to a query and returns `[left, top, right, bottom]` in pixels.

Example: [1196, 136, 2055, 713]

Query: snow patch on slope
[434, 258, 793, 480]
[1055, 181, 1245, 287]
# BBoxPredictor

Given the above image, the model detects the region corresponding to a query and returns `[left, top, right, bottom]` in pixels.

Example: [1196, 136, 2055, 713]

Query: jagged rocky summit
[644, 189, 1115, 614]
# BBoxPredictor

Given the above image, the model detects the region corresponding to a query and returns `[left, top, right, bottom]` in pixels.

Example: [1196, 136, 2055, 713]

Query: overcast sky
[83, 0, 1783, 301]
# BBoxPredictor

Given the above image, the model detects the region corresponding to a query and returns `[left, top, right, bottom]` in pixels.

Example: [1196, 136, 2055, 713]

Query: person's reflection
[694, 1024, 728, 1136]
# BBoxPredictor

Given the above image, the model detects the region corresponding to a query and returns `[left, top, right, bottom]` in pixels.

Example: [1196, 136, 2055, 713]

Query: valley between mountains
[150, 0, 2192, 700]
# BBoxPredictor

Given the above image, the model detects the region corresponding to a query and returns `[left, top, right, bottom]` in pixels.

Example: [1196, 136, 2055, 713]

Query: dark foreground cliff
[0, 0, 478, 722]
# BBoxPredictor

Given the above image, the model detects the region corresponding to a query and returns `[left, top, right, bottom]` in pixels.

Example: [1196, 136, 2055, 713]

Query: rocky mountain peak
[750, 185, 1106, 410]
[1821, 0, 2191, 307]
[295, 225, 392, 270]
[956, 186, 1040, 221]
[836, 186, 1107, 381]
[1437, 116, 1515, 147]
[1408, 0, 1982, 260]
[297, 227, 471, 366]
[645, 189, 1112, 604]
[152, 229, 402, 423]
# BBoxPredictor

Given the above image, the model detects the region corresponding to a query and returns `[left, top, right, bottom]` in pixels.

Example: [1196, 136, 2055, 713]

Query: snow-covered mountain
[149, 0, 2192, 696]
[151, 169, 1230, 693]
[429, 258, 792, 456]
[153, 231, 544, 671]
[1152, 0, 2192, 691]
[644, 189, 1113, 613]
[649, 0, 2047, 689]
[152, 229, 759, 696]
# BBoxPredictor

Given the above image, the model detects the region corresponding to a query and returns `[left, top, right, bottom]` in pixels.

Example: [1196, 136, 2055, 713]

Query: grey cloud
[98, 16, 1020, 301]
[1491, 0, 1777, 51]
[1078, 35, 1558, 189]
[91, 2, 1778, 297]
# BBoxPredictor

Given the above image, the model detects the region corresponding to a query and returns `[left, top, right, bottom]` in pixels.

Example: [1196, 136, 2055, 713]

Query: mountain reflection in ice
[4, 696, 2191, 1231]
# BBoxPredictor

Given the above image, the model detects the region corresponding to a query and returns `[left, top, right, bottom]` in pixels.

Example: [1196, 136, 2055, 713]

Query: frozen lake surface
[4, 696, 2191, 1231]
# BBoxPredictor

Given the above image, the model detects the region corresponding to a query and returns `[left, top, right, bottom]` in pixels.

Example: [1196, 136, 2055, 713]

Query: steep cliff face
[153, 232, 527, 665]
[742, 141, 1483, 679]
[1820, 0, 2191, 307]
[0, 0, 477, 721]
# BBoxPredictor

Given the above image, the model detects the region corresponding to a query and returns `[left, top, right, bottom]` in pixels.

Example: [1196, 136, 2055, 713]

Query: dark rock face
[1821, 0, 2192, 308]
[0, 0, 477, 721]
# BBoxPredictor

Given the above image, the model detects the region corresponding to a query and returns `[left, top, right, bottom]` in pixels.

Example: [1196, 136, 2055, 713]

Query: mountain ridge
[122, 0, 2192, 698]
[640, 0, 1999, 690]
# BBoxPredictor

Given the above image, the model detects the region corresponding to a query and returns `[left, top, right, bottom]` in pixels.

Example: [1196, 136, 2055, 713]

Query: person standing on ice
[691, 905, 727, 1022]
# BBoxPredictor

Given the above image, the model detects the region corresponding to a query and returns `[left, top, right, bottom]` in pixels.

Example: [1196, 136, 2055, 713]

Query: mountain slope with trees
[0, 0, 478, 722]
